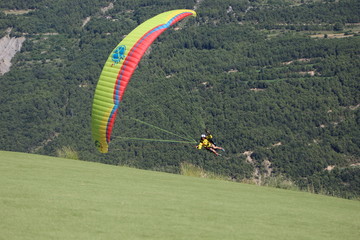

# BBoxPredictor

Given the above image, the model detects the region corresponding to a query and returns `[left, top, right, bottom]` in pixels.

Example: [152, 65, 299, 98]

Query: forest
[0, 0, 359, 199]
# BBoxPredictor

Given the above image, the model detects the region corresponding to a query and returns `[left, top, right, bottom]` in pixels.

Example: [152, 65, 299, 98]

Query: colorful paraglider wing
[91, 9, 196, 153]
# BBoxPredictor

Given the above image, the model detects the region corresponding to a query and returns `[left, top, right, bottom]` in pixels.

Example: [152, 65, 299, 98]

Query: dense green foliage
[0, 0, 359, 199]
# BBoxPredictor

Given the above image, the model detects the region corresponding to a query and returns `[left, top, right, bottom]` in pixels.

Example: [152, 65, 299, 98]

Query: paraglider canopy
[91, 9, 196, 153]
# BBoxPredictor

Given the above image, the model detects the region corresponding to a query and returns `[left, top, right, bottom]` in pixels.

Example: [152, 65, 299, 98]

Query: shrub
[263, 175, 300, 191]
[56, 146, 79, 160]
[180, 162, 227, 181]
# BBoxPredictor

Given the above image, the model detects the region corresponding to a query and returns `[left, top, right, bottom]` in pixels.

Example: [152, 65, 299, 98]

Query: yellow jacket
[197, 138, 212, 149]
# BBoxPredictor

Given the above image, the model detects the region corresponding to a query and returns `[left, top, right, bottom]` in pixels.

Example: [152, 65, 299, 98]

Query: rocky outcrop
[0, 29, 26, 75]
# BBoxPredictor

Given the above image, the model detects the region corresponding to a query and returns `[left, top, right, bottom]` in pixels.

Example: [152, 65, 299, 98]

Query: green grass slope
[1, 151, 359, 240]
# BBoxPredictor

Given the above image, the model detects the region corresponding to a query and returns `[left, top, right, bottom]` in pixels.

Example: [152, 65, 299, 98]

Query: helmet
[201, 134, 206, 138]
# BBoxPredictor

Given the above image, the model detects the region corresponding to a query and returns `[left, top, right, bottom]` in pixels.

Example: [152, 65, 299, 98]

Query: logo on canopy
[112, 45, 126, 65]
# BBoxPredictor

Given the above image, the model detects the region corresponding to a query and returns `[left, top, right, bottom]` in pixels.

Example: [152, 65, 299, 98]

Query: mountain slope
[0, 0, 359, 198]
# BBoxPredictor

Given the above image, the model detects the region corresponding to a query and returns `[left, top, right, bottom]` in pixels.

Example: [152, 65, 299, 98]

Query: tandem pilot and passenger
[196, 131, 224, 156]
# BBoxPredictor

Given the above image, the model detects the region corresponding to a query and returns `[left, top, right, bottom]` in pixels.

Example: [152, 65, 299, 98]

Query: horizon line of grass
[179, 161, 359, 200]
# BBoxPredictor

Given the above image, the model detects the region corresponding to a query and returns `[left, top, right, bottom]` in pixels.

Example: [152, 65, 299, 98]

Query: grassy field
[1, 151, 359, 239]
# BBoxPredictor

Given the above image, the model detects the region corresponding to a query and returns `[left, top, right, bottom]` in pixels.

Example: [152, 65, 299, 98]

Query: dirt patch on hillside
[243, 151, 273, 185]
[101, 2, 114, 14]
[310, 33, 354, 39]
[282, 58, 311, 65]
[3, 9, 34, 15]
[298, 70, 316, 76]
[349, 104, 360, 110]
[250, 88, 266, 92]
[0, 29, 26, 75]
[82, 17, 91, 28]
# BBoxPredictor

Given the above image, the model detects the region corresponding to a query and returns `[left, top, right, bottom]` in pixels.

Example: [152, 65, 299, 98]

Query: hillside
[0, 0, 359, 199]
[1, 151, 359, 239]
